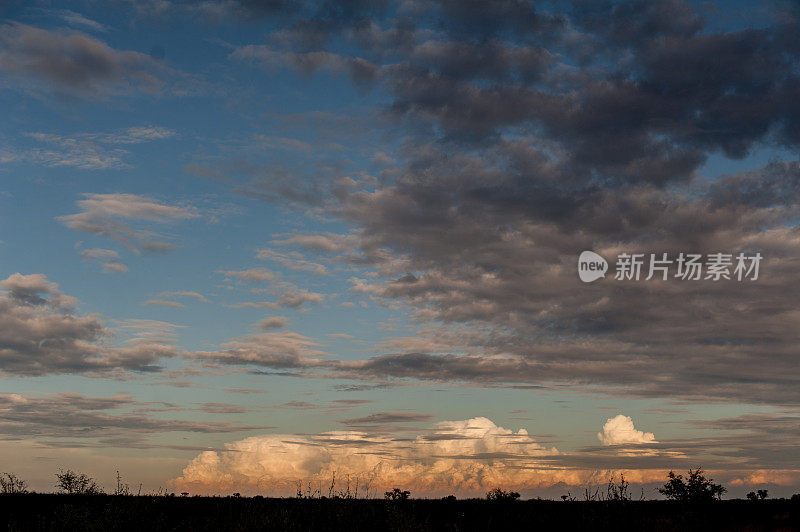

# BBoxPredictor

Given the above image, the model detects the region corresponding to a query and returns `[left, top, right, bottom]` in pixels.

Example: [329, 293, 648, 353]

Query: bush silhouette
[384, 488, 410, 501]
[0, 472, 28, 494]
[114, 470, 133, 496]
[747, 489, 768, 500]
[659, 468, 725, 502]
[605, 473, 633, 501]
[486, 488, 520, 501]
[55, 469, 103, 495]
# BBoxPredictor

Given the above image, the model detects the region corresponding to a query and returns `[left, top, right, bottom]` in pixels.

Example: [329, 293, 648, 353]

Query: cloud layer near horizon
[169, 413, 800, 496]
[172, 416, 572, 495]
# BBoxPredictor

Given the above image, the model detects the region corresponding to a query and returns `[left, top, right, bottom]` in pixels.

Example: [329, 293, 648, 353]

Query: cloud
[124, 0, 301, 22]
[274, 399, 375, 413]
[80, 248, 119, 261]
[0, 0, 793, 492]
[256, 316, 288, 331]
[340, 411, 434, 426]
[271, 233, 358, 253]
[218, 268, 275, 282]
[0, 272, 76, 308]
[205, 0, 800, 409]
[0, 273, 177, 376]
[79, 248, 128, 274]
[0, 392, 262, 443]
[71, 192, 196, 220]
[59, 193, 198, 254]
[0, 23, 173, 96]
[176, 160, 800, 407]
[256, 248, 327, 275]
[49, 10, 109, 33]
[17, 132, 128, 170]
[598, 415, 657, 446]
[730, 470, 800, 487]
[194, 331, 328, 368]
[4, 127, 177, 170]
[276, 290, 324, 308]
[115, 319, 183, 346]
[115, 126, 176, 142]
[144, 299, 185, 308]
[297, 157, 800, 405]
[229, 290, 325, 309]
[230, 45, 379, 87]
[171, 416, 566, 496]
[154, 291, 209, 304]
[102, 260, 129, 274]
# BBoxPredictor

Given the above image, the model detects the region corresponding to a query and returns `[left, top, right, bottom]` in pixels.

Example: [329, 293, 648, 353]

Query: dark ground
[1, 495, 798, 531]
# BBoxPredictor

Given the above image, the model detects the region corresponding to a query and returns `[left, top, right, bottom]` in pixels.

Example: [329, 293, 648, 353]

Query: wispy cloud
[161, 291, 208, 302]
[46, 9, 109, 33]
[218, 268, 275, 282]
[144, 299, 185, 308]
[0, 392, 264, 444]
[59, 193, 198, 255]
[256, 248, 327, 275]
[2, 127, 177, 170]
[227, 290, 324, 310]
[79, 248, 128, 274]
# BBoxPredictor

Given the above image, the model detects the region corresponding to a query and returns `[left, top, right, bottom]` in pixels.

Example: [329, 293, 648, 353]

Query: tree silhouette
[486, 488, 521, 501]
[0, 472, 28, 494]
[659, 468, 726, 502]
[55, 469, 103, 495]
[384, 488, 410, 501]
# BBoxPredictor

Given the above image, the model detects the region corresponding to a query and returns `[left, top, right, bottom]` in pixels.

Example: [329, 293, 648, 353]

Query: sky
[0, 0, 799, 498]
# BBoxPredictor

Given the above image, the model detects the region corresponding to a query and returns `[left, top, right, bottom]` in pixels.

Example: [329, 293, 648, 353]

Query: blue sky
[1, 0, 799, 497]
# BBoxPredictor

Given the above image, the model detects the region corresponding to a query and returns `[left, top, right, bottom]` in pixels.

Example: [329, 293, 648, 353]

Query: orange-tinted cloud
[172, 417, 574, 495]
[730, 470, 800, 487]
[171, 416, 679, 496]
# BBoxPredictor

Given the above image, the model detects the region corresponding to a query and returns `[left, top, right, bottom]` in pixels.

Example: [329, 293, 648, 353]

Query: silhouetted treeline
[1, 494, 799, 531]
[2, 469, 800, 530]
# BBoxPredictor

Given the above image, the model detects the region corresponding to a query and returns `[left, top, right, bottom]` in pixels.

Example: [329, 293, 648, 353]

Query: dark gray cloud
[341, 411, 434, 426]
[194, 157, 800, 405]
[179, 1, 800, 406]
[218, 0, 800, 191]
[0, 392, 262, 442]
[257, 316, 289, 331]
[0, 273, 177, 375]
[0, 22, 173, 95]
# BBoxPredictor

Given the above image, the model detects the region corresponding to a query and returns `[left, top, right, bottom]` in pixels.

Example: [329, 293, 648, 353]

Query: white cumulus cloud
[597, 414, 657, 446]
